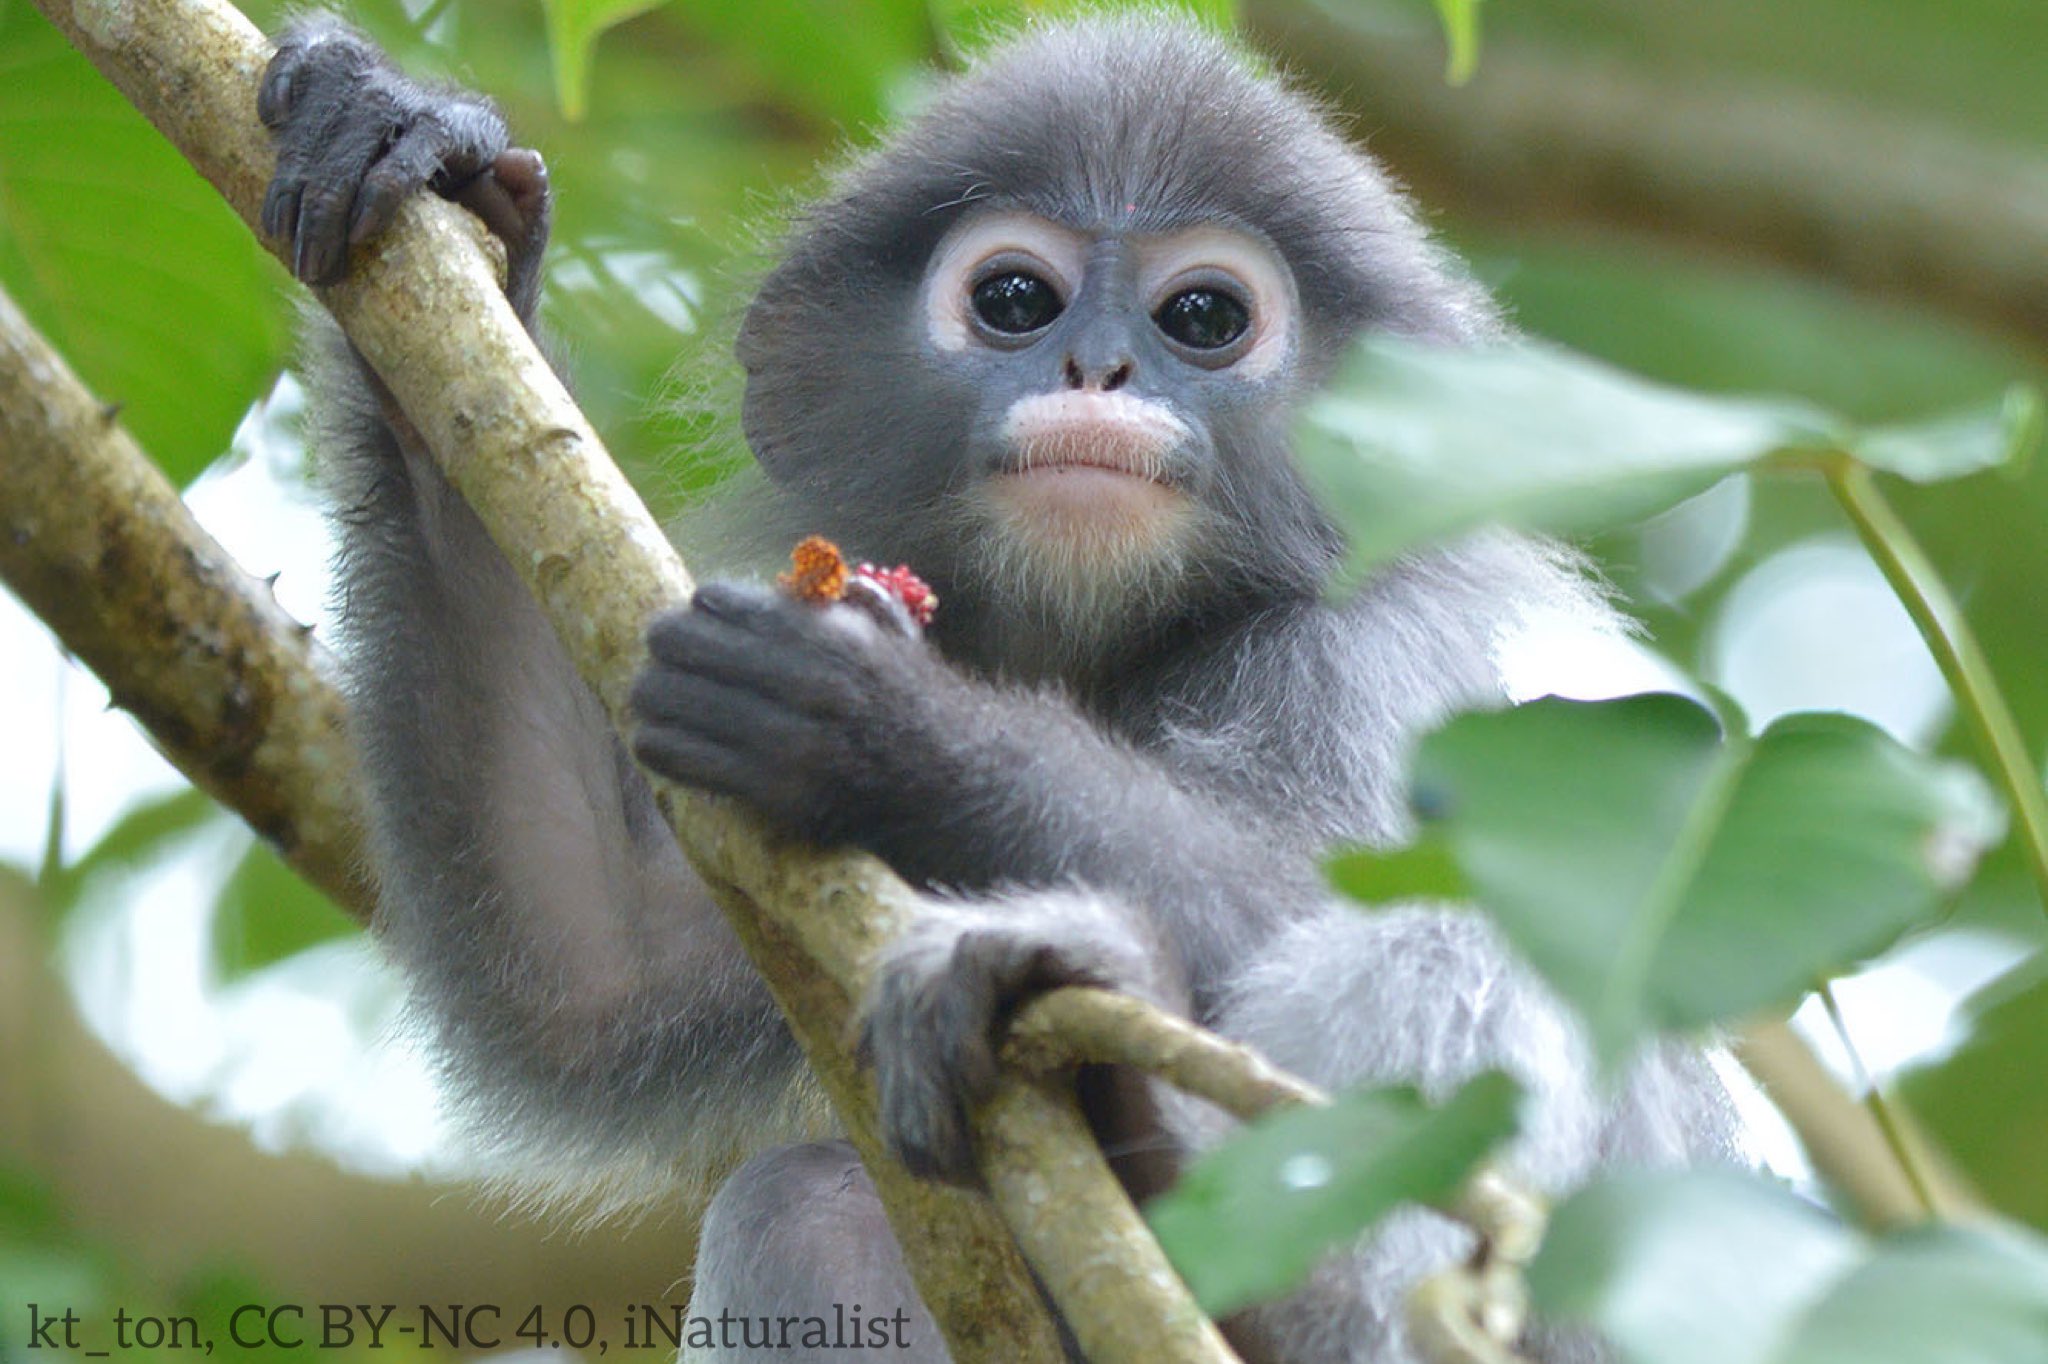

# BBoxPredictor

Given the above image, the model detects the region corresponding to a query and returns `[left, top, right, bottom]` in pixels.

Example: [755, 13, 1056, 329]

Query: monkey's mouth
[995, 391, 1188, 490]
[985, 393, 1195, 554]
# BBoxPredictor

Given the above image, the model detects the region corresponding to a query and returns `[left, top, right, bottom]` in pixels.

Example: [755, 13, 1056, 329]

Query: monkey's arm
[266, 20, 796, 1188]
[630, 583, 1341, 1178]
[631, 583, 1325, 985]
[628, 560, 1579, 1183]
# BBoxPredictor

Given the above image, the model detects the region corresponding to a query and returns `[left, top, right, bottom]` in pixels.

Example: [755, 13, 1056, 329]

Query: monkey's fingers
[864, 912, 1136, 1185]
[259, 17, 514, 286]
[346, 121, 459, 249]
[447, 150, 553, 303]
[861, 933, 1004, 1185]
[261, 19, 387, 281]
[282, 108, 397, 285]
[648, 584, 872, 713]
[632, 727, 778, 807]
[630, 657, 858, 834]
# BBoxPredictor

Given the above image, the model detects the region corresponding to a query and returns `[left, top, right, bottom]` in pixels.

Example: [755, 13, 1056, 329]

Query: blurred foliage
[0, 4, 287, 484]
[7, 0, 2048, 1354]
[1466, 0, 2048, 144]
[1429, 0, 1481, 84]
[209, 839, 356, 983]
[1899, 960, 2048, 1233]
[1150, 1074, 1520, 1316]
[539, 0, 660, 119]
[0, 1166, 403, 1363]
[33, 788, 218, 925]
[1528, 1169, 2048, 1363]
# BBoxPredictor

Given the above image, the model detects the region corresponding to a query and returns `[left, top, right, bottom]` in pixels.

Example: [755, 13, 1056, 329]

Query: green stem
[1827, 459, 2048, 918]
[1816, 982, 1938, 1219]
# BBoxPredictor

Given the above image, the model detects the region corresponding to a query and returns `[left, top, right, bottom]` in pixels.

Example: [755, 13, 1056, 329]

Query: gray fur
[267, 9, 1742, 1360]
[307, 317, 821, 1211]
[690, 1142, 948, 1362]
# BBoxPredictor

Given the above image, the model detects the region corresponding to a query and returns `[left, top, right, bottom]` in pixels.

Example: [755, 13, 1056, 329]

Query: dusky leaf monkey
[260, 11, 1741, 1361]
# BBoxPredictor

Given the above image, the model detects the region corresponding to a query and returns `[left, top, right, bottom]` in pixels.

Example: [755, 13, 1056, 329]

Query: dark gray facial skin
[263, 11, 1745, 1362]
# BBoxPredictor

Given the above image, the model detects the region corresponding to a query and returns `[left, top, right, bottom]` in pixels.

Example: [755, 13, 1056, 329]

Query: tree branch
[0, 282, 373, 918]
[1247, 0, 2048, 353]
[1734, 1018, 1981, 1228]
[1009, 987, 1327, 1119]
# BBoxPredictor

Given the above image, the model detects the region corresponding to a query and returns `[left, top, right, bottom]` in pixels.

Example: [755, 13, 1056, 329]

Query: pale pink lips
[987, 391, 1193, 548]
[999, 390, 1188, 484]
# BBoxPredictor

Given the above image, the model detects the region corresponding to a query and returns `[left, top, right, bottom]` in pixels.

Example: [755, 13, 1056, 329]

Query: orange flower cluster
[776, 536, 939, 629]
[776, 535, 850, 604]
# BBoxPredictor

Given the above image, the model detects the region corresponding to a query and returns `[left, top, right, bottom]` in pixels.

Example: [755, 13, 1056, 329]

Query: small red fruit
[855, 563, 939, 628]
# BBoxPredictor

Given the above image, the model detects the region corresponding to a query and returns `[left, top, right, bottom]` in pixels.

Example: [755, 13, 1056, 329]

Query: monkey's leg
[686, 1142, 950, 1364]
[1193, 903, 1740, 1364]
[1187, 905, 1583, 1364]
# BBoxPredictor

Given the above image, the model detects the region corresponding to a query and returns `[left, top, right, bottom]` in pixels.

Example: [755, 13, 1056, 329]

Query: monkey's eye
[1154, 288, 1250, 351]
[971, 271, 1063, 336]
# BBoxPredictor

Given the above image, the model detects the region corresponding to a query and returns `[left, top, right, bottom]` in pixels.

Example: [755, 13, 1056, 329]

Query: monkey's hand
[259, 14, 551, 319]
[857, 893, 1177, 1185]
[630, 581, 958, 846]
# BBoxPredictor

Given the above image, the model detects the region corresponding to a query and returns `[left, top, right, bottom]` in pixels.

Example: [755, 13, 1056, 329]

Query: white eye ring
[925, 212, 1085, 353]
[1139, 228, 1295, 378]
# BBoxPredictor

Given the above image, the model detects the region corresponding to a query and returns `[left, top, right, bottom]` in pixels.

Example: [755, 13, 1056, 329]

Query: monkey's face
[737, 16, 1493, 676]
[918, 209, 1301, 611]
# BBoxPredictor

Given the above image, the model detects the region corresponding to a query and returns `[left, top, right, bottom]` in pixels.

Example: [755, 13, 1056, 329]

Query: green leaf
[38, 788, 221, 916]
[1898, 958, 2048, 1232]
[1530, 1170, 2048, 1364]
[0, 6, 289, 486]
[1298, 338, 2034, 581]
[1299, 339, 1829, 581]
[209, 839, 357, 982]
[1325, 835, 1468, 906]
[1148, 1073, 1519, 1316]
[1530, 1169, 1858, 1364]
[1430, 0, 1482, 84]
[1847, 383, 2043, 484]
[540, 0, 662, 120]
[1414, 696, 1986, 1066]
[1786, 1224, 2048, 1364]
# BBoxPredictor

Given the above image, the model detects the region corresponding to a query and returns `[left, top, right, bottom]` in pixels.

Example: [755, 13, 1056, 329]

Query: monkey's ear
[733, 283, 821, 486]
[735, 377, 804, 486]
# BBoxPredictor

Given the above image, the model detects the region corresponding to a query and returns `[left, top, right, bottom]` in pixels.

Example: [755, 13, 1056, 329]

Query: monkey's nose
[1062, 355, 1134, 392]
